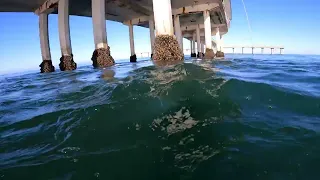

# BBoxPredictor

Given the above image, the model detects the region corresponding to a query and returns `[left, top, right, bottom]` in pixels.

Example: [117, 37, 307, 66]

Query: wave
[1, 57, 320, 179]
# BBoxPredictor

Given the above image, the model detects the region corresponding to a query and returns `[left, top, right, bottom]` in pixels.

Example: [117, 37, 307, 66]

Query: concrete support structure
[220, 35, 224, 52]
[280, 48, 283, 55]
[152, 0, 184, 65]
[191, 33, 196, 57]
[39, 13, 55, 73]
[251, 47, 254, 55]
[5, 0, 233, 71]
[203, 10, 214, 59]
[58, 0, 72, 56]
[242, 47, 244, 54]
[215, 27, 224, 58]
[129, 22, 137, 62]
[174, 15, 183, 51]
[271, 48, 274, 55]
[215, 28, 221, 51]
[152, 0, 183, 63]
[92, 0, 106, 49]
[58, 0, 77, 71]
[261, 48, 264, 54]
[149, 18, 155, 58]
[193, 33, 196, 51]
[129, 23, 135, 56]
[91, 0, 114, 67]
[201, 44, 205, 57]
[196, 24, 201, 57]
[153, 0, 173, 36]
[204, 11, 212, 50]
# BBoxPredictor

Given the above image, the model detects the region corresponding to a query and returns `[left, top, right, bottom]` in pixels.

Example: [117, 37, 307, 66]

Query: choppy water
[0, 55, 320, 180]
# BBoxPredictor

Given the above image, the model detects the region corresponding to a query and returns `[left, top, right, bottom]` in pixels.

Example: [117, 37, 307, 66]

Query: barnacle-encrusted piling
[216, 51, 225, 58]
[59, 55, 77, 71]
[153, 35, 184, 63]
[204, 48, 215, 59]
[39, 60, 55, 73]
[91, 46, 115, 68]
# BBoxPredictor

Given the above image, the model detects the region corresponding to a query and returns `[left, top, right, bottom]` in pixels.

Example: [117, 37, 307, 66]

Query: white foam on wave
[150, 107, 220, 171]
[151, 107, 198, 136]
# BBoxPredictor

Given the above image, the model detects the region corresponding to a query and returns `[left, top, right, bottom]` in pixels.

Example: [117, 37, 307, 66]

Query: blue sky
[0, 0, 319, 74]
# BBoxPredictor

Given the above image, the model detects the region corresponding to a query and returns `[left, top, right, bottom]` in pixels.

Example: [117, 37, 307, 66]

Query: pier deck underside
[0, 0, 231, 36]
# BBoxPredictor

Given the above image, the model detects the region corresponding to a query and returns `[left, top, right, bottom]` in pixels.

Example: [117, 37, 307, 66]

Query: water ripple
[0, 55, 320, 179]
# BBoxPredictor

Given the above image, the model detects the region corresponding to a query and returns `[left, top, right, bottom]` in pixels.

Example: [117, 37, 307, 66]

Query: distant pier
[224, 46, 285, 55]
[1, 0, 232, 72]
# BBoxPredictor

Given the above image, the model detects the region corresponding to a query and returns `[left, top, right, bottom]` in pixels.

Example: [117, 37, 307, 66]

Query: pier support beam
[201, 44, 205, 58]
[215, 28, 224, 58]
[261, 48, 264, 54]
[203, 10, 214, 59]
[39, 13, 55, 73]
[220, 35, 224, 51]
[174, 15, 183, 51]
[129, 22, 137, 62]
[152, 0, 183, 63]
[191, 33, 196, 57]
[215, 28, 221, 51]
[149, 18, 155, 58]
[58, 0, 77, 71]
[91, 0, 114, 68]
[196, 24, 201, 58]
[242, 47, 244, 54]
[190, 40, 193, 57]
[251, 47, 254, 55]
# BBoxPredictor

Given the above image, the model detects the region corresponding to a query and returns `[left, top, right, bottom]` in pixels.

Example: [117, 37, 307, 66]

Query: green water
[0, 55, 320, 179]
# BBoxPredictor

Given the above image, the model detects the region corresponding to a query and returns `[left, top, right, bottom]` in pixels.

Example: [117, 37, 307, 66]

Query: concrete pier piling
[152, 0, 183, 63]
[91, 0, 114, 68]
[149, 18, 155, 59]
[191, 34, 197, 57]
[215, 27, 224, 58]
[174, 15, 183, 51]
[196, 24, 201, 58]
[59, 54, 77, 71]
[153, 35, 184, 63]
[201, 44, 205, 58]
[190, 40, 193, 57]
[58, 0, 76, 71]
[40, 60, 55, 73]
[91, 46, 115, 68]
[129, 22, 137, 62]
[39, 13, 55, 73]
[204, 48, 215, 59]
[203, 10, 215, 59]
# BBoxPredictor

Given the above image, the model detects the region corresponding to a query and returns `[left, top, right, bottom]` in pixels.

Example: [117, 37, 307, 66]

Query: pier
[224, 46, 285, 55]
[0, 0, 232, 73]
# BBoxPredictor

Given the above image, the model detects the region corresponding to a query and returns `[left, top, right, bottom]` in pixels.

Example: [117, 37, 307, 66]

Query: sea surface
[0, 55, 320, 180]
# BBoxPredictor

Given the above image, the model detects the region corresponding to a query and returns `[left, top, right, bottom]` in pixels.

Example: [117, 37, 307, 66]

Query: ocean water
[0, 55, 319, 180]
